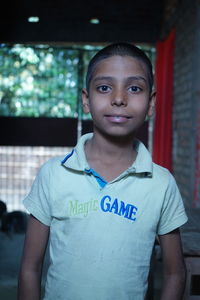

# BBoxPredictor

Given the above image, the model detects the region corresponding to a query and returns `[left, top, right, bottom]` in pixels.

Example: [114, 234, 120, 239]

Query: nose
[111, 90, 127, 106]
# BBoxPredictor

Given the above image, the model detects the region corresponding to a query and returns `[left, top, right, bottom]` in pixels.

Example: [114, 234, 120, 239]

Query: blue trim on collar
[85, 168, 107, 188]
[61, 149, 74, 164]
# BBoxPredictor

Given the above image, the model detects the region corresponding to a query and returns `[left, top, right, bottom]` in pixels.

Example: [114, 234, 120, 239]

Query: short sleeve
[23, 161, 52, 226]
[157, 173, 188, 235]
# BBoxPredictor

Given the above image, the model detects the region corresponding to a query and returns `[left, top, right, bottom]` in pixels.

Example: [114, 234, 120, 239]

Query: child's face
[82, 55, 155, 139]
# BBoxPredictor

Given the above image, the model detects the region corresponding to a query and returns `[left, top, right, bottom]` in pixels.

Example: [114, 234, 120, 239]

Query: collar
[131, 139, 153, 176]
[61, 133, 92, 171]
[61, 133, 153, 176]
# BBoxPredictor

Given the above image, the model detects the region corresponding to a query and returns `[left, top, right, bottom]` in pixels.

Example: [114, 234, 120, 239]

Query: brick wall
[160, 0, 180, 39]
[173, 1, 198, 207]
[161, 0, 200, 208]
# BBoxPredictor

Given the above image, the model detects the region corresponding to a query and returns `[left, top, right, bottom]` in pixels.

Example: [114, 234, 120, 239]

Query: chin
[99, 129, 136, 140]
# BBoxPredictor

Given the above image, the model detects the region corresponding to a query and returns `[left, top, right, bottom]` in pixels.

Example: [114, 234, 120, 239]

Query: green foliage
[0, 44, 155, 119]
[0, 45, 100, 118]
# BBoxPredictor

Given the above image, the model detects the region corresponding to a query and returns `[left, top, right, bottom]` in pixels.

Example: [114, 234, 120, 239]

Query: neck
[85, 131, 137, 163]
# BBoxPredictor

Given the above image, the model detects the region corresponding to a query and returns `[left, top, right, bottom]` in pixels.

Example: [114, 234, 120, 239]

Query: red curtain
[153, 29, 176, 172]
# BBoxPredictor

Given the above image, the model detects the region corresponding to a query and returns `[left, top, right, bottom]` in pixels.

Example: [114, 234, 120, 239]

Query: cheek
[89, 96, 108, 112]
[129, 97, 149, 113]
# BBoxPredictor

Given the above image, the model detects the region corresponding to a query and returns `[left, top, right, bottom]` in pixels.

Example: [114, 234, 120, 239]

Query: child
[18, 43, 188, 300]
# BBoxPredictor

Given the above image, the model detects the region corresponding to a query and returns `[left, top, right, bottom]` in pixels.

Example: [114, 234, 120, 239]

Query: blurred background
[0, 0, 200, 299]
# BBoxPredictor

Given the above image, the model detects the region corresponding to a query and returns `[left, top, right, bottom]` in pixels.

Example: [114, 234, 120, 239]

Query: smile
[105, 115, 132, 123]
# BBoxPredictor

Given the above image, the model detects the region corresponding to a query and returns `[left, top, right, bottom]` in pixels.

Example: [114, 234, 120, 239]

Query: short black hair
[86, 42, 154, 92]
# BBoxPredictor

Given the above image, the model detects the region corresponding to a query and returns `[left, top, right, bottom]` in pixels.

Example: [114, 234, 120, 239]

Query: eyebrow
[93, 76, 114, 82]
[125, 76, 147, 83]
[93, 76, 147, 83]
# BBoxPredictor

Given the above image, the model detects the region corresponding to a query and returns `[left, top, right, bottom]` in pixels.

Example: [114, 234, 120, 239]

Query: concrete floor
[0, 232, 24, 300]
[0, 232, 162, 300]
[0, 231, 48, 300]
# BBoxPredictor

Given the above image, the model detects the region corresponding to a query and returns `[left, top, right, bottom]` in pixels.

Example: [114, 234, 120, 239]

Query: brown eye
[97, 85, 111, 92]
[129, 86, 142, 93]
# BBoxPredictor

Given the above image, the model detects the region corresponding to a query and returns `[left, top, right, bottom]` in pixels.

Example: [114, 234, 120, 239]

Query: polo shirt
[23, 133, 188, 300]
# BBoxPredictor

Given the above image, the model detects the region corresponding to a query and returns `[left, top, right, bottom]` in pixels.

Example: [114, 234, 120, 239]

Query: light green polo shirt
[23, 133, 188, 300]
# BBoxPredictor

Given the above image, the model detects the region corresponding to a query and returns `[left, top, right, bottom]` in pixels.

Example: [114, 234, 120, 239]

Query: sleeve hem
[23, 199, 51, 226]
[157, 215, 188, 235]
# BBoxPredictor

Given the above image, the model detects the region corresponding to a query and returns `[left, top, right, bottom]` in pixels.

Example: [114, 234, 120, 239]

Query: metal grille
[0, 146, 71, 212]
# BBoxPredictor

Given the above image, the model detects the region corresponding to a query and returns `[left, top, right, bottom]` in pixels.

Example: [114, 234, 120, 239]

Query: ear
[82, 88, 90, 114]
[147, 91, 156, 117]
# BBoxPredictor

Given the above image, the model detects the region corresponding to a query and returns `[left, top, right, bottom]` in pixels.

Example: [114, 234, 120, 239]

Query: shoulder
[152, 163, 178, 189]
[42, 155, 63, 168]
[37, 154, 69, 179]
[152, 162, 172, 179]
[38, 155, 62, 171]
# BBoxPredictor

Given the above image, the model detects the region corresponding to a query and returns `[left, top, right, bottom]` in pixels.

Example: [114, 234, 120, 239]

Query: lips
[105, 114, 132, 123]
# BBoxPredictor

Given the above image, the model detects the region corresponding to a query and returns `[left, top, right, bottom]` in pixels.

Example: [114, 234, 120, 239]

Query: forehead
[91, 55, 148, 80]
